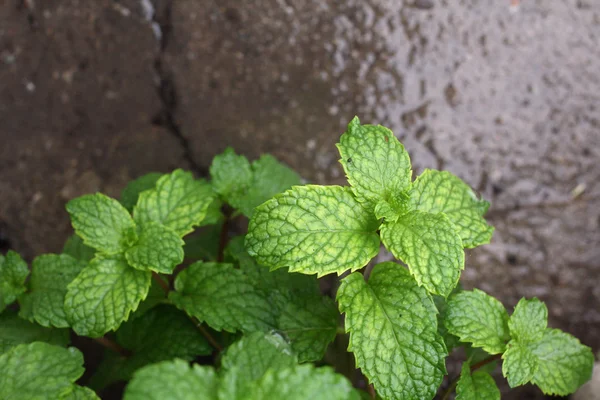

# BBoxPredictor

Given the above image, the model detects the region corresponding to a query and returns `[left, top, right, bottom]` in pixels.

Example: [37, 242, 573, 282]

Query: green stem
[191, 317, 223, 352]
[152, 272, 170, 295]
[336, 326, 346, 335]
[439, 353, 502, 400]
[216, 210, 231, 263]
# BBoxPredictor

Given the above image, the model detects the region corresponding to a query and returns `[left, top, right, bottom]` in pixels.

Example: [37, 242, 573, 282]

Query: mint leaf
[246, 185, 380, 277]
[132, 275, 168, 318]
[444, 289, 509, 354]
[278, 294, 338, 362]
[200, 197, 224, 227]
[124, 359, 218, 400]
[62, 235, 95, 262]
[337, 262, 446, 399]
[125, 222, 184, 274]
[91, 305, 212, 388]
[63, 386, 101, 400]
[456, 363, 500, 400]
[134, 170, 215, 237]
[0, 342, 85, 400]
[249, 364, 360, 400]
[183, 223, 222, 261]
[67, 193, 137, 254]
[210, 147, 253, 201]
[65, 255, 151, 337]
[529, 329, 594, 395]
[0, 311, 69, 355]
[220, 331, 298, 397]
[380, 210, 464, 297]
[433, 293, 461, 352]
[0, 250, 28, 312]
[508, 298, 547, 343]
[19, 254, 87, 328]
[120, 173, 163, 212]
[337, 116, 412, 211]
[502, 342, 537, 387]
[169, 262, 275, 332]
[236, 155, 302, 217]
[408, 169, 493, 248]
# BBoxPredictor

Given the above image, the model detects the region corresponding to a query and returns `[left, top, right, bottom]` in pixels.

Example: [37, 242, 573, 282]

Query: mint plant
[0, 117, 593, 400]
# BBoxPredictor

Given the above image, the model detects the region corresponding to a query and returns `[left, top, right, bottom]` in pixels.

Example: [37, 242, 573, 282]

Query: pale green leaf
[336, 116, 412, 211]
[337, 262, 446, 400]
[63, 386, 101, 400]
[0, 311, 69, 355]
[0, 342, 85, 400]
[210, 147, 253, 201]
[456, 363, 500, 400]
[0, 250, 28, 312]
[66, 193, 137, 254]
[125, 222, 184, 274]
[235, 155, 302, 217]
[120, 172, 163, 212]
[62, 235, 95, 262]
[408, 169, 493, 248]
[91, 305, 212, 388]
[502, 342, 537, 387]
[508, 298, 547, 343]
[380, 210, 464, 297]
[246, 185, 380, 277]
[64, 255, 151, 337]
[169, 262, 275, 332]
[134, 170, 215, 236]
[444, 289, 509, 354]
[248, 364, 360, 400]
[124, 359, 218, 400]
[278, 295, 338, 362]
[220, 331, 297, 397]
[19, 254, 86, 328]
[530, 329, 593, 395]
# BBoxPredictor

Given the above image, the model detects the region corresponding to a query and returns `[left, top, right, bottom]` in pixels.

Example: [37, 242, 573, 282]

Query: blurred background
[1, 0, 599, 398]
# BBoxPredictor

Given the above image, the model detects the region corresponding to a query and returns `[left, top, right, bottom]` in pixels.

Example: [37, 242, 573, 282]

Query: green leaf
[337, 262, 446, 400]
[220, 331, 298, 397]
[66, 193, 137, 254]
[433, 293, 461, 352]
[63, 386, 101, 400]
[444, 289, 509, 354]
[236, 155, 302, 217]
[278, 294, 338, 363]
[64, 255, 151, 337]
[120, 172, 163, 212]
[19, 254, 87, 328]
[529, 329, 594, 395]
[91, 305, 212, 388]
[169, 262, 275, 332]
[210, 147, 253, 201]
[0, 342, 85, 400]
[336, 116, 412, 211]
[502, 342, 537, 387]
[249, 364, 360, 400]
[134, 170, 215, 237]
[456, 363, 500, 400]
[125, 222, 184, 274]
[62, 235, 96, 262]
[0, 250, 28, 312]
[200, 197, 224, 227]
[246, 185, 380, 277]
[408, 169, 494, 248]
[508, 298, 547, 343]
[132, 275, 168, 318]
[380, 210, 464, 297]
[0, 311, 69, 355]
[124, 359, 218, 400]
[183, 223, 222, 261]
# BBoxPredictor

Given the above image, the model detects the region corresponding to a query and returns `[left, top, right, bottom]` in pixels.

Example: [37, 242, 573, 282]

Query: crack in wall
[148, 0, 208, 177]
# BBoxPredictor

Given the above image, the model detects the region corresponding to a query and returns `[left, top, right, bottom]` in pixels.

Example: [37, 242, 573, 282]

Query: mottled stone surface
[1, 0, 599, 398]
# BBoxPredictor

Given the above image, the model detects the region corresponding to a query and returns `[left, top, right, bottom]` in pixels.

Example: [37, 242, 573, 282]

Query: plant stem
[439, 353, 502, 400]
[336, 326, 346, 335]
[216, 210, 231, 263]
[191, 317, 223, 352]
[367, 384, 376, 399]
[152, 272, 170, 295]
[94, 336, 131, 357]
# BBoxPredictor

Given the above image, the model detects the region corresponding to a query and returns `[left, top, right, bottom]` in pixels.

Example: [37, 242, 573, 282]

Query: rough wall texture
[1, 0, 599, 398]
